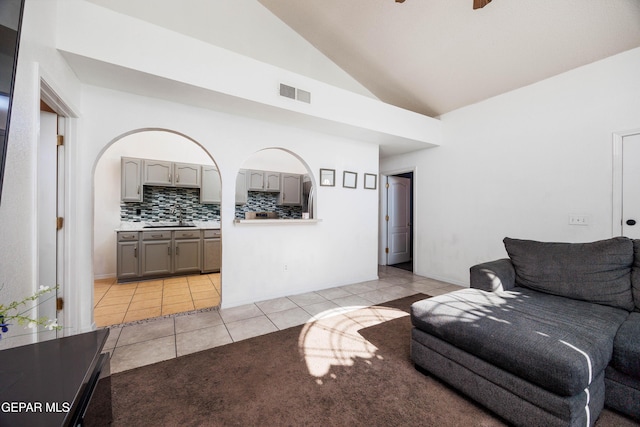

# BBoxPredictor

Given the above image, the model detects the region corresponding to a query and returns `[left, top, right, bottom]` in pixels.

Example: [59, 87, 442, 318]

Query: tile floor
[94, 274, 221, 327]
[101, 266, 463, 373]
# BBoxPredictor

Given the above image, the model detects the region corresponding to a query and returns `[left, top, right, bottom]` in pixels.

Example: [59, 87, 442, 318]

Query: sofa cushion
[411, 288, 630, 396]
[632, 240, 640, 311]
[503, 237, 634, 311]
[610, 312, 640, 380]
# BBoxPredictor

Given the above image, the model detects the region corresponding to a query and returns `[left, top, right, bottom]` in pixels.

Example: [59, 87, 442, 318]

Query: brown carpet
[94, 294, 638, 426]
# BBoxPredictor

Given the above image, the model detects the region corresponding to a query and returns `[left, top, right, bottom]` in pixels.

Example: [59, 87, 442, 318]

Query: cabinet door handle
[176, 246, 179, 255]
[137, 185, 140, 195]
[176, 174, 180, 183]
[152, 234, 163, 238]
[134, 246, 137, 258]
[169, 173, 172, 182]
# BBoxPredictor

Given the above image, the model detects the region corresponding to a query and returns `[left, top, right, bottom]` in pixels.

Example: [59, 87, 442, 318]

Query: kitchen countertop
[116, 220, 221, 232]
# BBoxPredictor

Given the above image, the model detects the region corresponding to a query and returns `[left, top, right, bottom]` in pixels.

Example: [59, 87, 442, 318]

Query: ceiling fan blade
[473, 0, 492, 9]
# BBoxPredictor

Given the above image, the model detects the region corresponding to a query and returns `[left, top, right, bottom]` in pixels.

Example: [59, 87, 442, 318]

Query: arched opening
[93, 129, 222, 327]
[236, 148, 316, 220]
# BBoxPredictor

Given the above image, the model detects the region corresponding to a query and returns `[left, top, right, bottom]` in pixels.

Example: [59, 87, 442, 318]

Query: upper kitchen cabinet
[201, 165, 221, 204]
[247, 170, 280, 192]
[143, 159, 172, 186]
[236, 169, 248, 205]
[174, 163, 200, 187]
[143, 159, 201, 187]
[278, 173, 302, 206]
[121, 157, 143, 202]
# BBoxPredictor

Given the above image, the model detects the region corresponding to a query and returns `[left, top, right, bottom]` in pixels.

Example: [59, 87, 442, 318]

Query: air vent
[279, 83, 311, 104]
[279, 84, 296, 99]
[296, 89, 311, 104]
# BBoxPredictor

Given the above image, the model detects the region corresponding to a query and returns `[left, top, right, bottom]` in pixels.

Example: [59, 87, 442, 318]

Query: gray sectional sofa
[410, 237, 640, 426]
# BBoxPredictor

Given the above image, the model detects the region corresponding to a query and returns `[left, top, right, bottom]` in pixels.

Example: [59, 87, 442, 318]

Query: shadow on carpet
[91, 293, 638, 427]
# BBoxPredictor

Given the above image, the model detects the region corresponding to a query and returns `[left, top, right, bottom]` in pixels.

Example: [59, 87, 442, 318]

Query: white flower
[28, 321, 37, 329]
[39, 286, 50, 292]
[46, 320, 58, 330]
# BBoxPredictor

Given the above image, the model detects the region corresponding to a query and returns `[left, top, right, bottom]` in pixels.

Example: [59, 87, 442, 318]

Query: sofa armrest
[469, 258, 516, 292]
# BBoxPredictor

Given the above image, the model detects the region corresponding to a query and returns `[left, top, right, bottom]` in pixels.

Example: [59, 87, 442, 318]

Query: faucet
[170, 203, 183, 225]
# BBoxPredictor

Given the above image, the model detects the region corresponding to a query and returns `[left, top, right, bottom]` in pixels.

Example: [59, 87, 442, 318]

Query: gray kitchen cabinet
[235, 169, 248, 205]
[174, 162, 200, 188]
[117, 231, 140, 280]
[265, 171, 280, 192]
[173, 230, 201, 274]
[121, 157, 143, 202]
[142, 159, 200, 188]
[143, 159, 173, 186]
[202, 229, 221, 273]
[140, 231, 172, 277]
[278, 173, 302, 206]
[201, 165, 221, 204]
[247, 170, 280, 192]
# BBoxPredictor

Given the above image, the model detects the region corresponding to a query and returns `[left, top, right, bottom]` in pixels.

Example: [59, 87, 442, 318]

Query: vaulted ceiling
[258, 0, 640, 117]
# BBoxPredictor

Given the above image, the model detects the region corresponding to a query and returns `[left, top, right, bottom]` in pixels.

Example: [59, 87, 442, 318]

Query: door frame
[39, 77, 78, 337]
[379, 167, 416, 269]
[612, 128, 640, 237]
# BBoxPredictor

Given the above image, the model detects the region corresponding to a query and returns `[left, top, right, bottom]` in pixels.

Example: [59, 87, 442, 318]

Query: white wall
[0, 0, 82, 348]
[381, 47, 640, 286]
[80, 85, 379, 320]
[85, 0, 376, 99]
[94, 131, 215, 278]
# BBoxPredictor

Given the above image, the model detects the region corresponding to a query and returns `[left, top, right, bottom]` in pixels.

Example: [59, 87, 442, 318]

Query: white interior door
[37, 111, 59, 340]
[387, 176, 411, 265]
[622, 133, 640, 238]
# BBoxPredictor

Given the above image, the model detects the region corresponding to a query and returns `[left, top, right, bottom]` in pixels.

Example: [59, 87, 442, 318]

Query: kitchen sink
[143, 222, 197, 228]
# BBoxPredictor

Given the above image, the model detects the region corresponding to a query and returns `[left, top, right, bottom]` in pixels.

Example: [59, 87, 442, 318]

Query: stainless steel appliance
[302, 179, 314, 218]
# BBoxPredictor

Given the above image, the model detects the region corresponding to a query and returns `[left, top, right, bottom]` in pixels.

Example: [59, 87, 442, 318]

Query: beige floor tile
[95, 312, 126, 327]
[226, 316, 277, 342]
[131, 291, 163, 302]
[189, 283, 215, 292]
[162, 301, 195, 315]
[187, 276, 213, 284]
[191, 290, 218, 301]
[164, 287, 192, 297]
[128, 298, 162, 311]
[163, 277, 189, 285]
[112, 283, 139, 290]
[94, 303, 129, 316]
[123, 307, 162, 323]
[176, 324, 232, 357]
[193, 297, 220, 310]
[135, 283, 163, 294]
[97, 295, 133, 307]
[163, 294, 193, 305]
[175, 310, 224, 333]
[105, 288, 136, 297]
[94, 278, 117, 286]
[110, 336, 176, 373]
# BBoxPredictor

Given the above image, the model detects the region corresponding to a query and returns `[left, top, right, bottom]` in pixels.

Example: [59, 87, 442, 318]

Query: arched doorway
[92, 130, 222, 326]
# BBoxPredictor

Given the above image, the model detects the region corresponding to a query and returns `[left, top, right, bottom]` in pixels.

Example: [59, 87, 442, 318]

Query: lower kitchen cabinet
[117, 229, 218, 281]
[141, 239, 172, 277]
[174, 238, 201, 273]
[117, 241, 139, 279]
[202, 229, 221, 273]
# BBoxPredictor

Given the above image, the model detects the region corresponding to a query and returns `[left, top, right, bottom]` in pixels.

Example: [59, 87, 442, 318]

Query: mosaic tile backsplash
[121, 187, 301, 221]
[235, 192, 302, 219]
[121, 186, 220, 222]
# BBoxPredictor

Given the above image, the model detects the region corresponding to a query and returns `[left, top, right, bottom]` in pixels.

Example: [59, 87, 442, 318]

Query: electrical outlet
[569, 215, 589, 226]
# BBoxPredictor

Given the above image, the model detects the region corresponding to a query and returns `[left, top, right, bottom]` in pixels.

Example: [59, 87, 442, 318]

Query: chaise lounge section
[410, 237, 640, 426]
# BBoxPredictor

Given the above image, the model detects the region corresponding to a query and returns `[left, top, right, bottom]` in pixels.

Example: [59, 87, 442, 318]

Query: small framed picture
[320, 169, 335, 186]
[364, 173, 377, 190]
[343, 171, 357, 189]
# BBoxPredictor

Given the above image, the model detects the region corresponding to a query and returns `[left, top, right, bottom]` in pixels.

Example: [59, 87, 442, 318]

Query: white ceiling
[258, 0, 640, 117]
